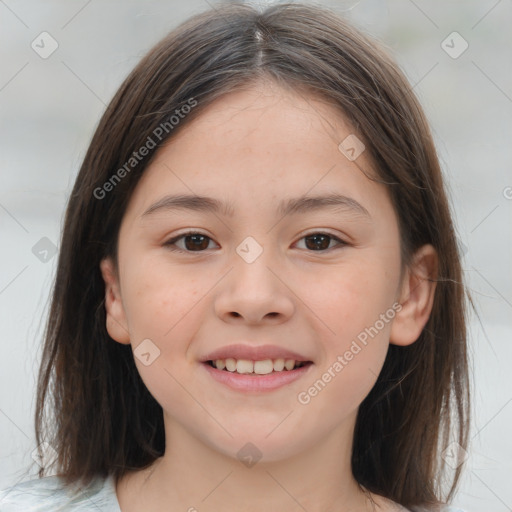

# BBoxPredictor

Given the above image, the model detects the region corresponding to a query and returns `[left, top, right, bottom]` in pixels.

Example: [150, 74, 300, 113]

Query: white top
[0, 474, 466, 511]
[0, 474, 121, 512]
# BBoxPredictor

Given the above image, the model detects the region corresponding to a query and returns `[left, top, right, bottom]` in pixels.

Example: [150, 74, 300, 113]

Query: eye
[295, 232, 347, 252]
[164, 231, 347, 253]
[164, 231, 219, 252]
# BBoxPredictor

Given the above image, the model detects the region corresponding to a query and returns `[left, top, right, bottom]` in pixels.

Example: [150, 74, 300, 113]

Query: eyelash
[163, 230, 348, 254]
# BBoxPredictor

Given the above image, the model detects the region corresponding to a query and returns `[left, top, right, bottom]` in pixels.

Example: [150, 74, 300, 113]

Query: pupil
[305, 234, 330, 251]
[183, 234, 331, 251]
[185, 235, 209, 251]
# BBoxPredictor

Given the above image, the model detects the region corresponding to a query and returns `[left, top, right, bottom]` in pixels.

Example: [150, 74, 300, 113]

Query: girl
[0, 2, 470, 511]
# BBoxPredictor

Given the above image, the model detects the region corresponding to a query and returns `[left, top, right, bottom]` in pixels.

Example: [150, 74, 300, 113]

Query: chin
[201, 428, 309, 466]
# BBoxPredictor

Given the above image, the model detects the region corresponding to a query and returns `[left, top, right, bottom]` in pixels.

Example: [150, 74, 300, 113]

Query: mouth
[200, 357, 314, 393]
[199, 344, 314, 392]
[204, 358, 313, 375]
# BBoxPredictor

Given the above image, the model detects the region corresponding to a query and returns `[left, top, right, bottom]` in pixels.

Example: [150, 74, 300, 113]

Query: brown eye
[297, 233, 346, 252]
[164, 232, 217, 252]
[183, 234, 211, 251]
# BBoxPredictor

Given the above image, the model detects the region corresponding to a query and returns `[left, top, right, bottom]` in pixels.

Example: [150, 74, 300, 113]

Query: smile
[202, 359, 313, 392]
[207, 358, 310, 374]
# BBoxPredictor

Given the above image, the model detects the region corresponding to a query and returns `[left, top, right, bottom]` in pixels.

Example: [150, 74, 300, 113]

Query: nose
[214, 248, 295, 326]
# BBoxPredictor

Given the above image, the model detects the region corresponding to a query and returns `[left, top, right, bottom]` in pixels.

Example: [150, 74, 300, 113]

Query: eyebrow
[141, 193, 371, 220]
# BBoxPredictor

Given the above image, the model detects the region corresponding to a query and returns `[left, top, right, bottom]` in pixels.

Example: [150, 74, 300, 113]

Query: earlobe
[390, 244, 438, 347]
[99, 257, 131, 345]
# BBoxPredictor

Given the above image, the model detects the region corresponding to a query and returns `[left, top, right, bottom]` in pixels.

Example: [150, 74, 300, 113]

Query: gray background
[1, 1, 511, 510]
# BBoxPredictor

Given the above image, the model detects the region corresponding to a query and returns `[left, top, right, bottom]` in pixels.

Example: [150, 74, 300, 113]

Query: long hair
[34, 3, 470, 509]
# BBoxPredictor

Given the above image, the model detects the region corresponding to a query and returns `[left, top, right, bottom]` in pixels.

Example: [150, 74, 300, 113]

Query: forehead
[167, 81, 361, 164]
[123, 80, 390, 221]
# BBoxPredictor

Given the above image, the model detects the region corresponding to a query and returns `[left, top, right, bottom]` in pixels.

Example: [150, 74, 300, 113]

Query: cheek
[121, 259, 205, 342]
[298, 284, 393, 422]
[303, 258, 397, 346]
[120, 264, 208, 414]
[297, 259, 397, 406]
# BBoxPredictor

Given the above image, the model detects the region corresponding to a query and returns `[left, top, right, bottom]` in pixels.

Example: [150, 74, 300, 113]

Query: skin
[101, 78, 437, 512]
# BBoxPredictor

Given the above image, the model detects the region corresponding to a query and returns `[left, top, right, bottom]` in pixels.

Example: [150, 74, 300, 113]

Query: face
[101, 80, 435, 463]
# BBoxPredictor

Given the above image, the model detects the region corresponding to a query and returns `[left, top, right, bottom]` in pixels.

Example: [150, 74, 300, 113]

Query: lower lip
[201, 362, 313, 392]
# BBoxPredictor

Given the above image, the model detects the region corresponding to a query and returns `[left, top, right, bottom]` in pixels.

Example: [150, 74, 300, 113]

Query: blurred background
[0, 1, 511, 510]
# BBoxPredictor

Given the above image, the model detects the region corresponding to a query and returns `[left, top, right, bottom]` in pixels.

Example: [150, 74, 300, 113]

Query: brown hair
[34, 2, 470, 509]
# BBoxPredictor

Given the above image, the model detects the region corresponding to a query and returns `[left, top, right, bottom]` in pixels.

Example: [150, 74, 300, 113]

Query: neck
[120, 410, 375, 512]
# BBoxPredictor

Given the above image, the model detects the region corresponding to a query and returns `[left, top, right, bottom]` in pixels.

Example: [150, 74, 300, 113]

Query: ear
[390, 244, 438, 346]
[99, 257, 130, 345]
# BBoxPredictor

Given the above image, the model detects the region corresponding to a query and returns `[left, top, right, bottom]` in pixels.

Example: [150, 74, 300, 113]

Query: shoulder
[0, 473, 121, 512]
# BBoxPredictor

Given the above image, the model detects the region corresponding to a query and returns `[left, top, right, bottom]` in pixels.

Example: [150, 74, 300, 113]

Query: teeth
[254, 359, 273, 375]
[211, 358, 307, 374]
[284, 359, 295, 371]
[225, 358, 237, 372]
[236, 359, 253, 374]
[273, 358, 285, 371]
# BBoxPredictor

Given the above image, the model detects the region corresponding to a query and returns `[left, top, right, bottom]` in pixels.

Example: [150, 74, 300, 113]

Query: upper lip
[201, 344, 312, 363]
